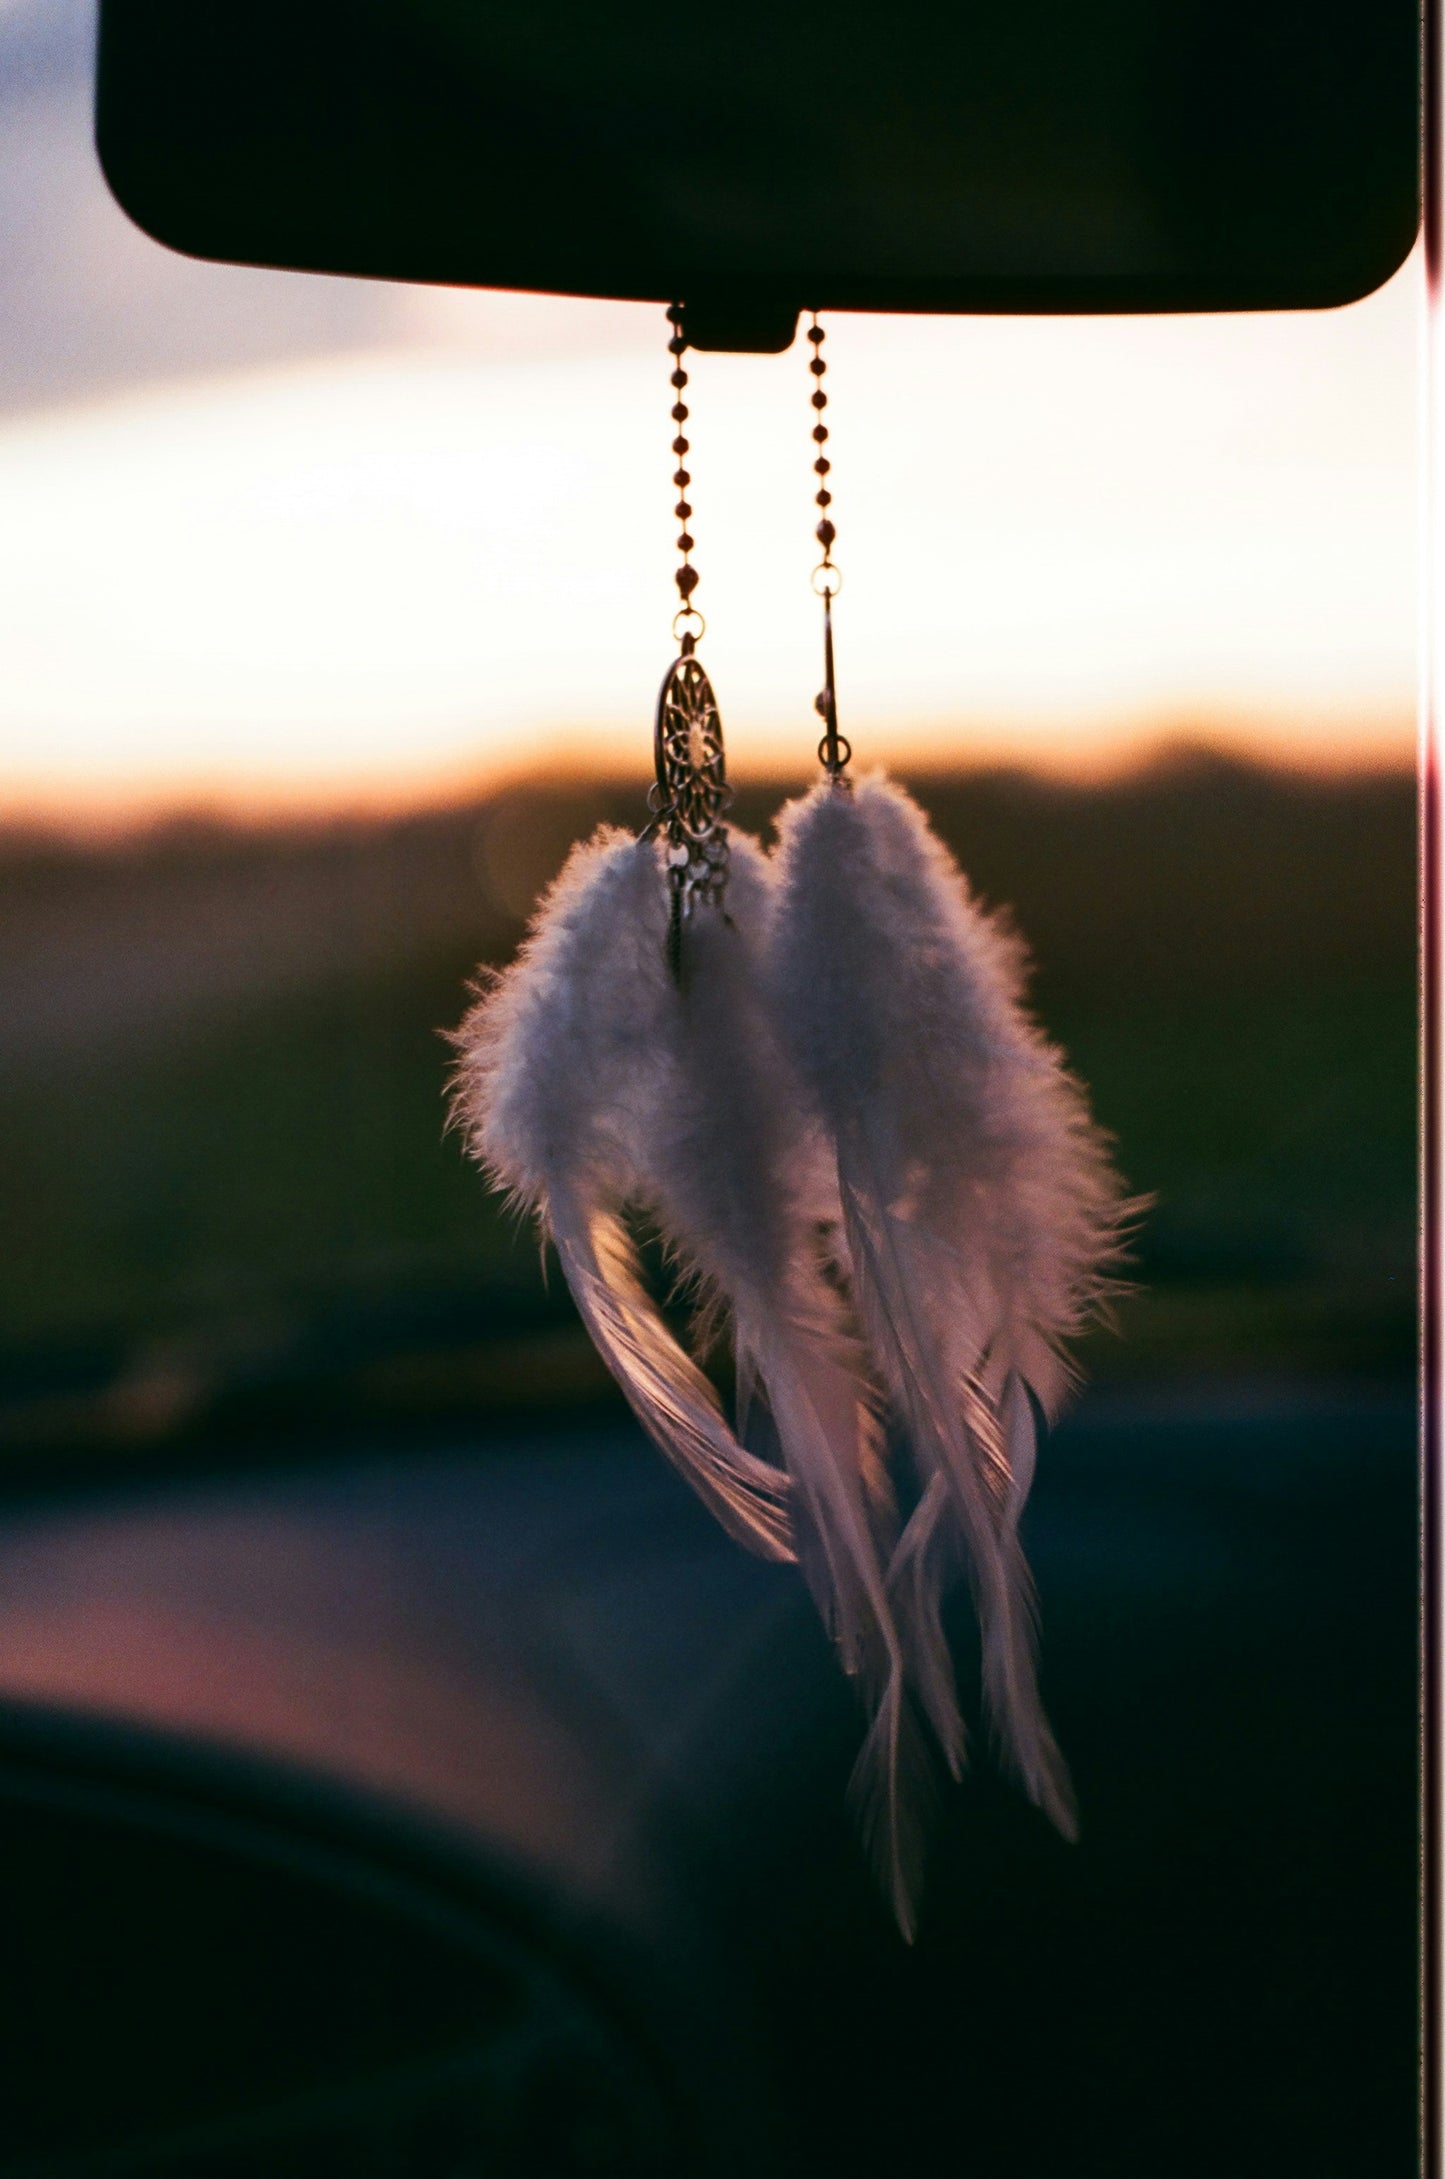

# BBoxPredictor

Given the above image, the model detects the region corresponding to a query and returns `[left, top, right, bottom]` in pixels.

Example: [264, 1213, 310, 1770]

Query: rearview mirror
[95, 0, 1421, 350]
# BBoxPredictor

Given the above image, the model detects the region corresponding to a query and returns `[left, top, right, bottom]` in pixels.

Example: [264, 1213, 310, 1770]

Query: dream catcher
[450, 306, 1130, 1937]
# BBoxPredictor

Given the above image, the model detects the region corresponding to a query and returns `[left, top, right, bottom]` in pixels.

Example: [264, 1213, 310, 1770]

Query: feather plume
[449, 827, 793, 1561]
[768, 773, 1132, 1835]
[451, 824, 929, 1929]
[627, 834, 928, 1932]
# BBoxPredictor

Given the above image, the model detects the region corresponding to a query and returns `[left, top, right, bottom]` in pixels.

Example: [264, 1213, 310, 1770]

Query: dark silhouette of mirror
[95, 0, 1420, 350]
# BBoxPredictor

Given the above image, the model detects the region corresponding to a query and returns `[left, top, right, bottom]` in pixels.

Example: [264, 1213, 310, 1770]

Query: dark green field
[0, 748, 1417, 1464]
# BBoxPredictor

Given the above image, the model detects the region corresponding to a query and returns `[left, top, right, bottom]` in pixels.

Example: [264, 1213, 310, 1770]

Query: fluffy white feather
[631, 835, 928, 1933]
[768, 774, 1130, 1837]
[451, 824, 927, 1930]
[449, 827, 793, 1561]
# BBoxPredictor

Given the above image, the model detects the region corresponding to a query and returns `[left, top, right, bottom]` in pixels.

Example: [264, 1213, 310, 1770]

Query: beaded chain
[648, 304, 731, 965]
[667, 302, 703, 641]
[807, 314, 850, 781]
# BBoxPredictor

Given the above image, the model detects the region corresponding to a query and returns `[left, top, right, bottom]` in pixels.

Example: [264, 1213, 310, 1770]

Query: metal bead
[812, 424, 828, 443]
[816, 519, 836, 546]
[814, 456, 830, 474]
[668, 334, 687, 355]
[671, 403, 688, 422]
[670, 369, 688, 389]
[811, 390, 828, 410]
[816, 489, 832, 507]
[675, 500, 692, 520]
[672, 436, 689, 455]
[673, 468, 690, 488]
[675, 565, 699, 595]
[809, 357, 826, 375]
[677, 532, 694, 551]
[807, 324, 824, 343]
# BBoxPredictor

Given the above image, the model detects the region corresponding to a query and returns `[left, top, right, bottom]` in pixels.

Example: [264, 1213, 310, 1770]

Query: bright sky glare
[0, 0, 1422, 822]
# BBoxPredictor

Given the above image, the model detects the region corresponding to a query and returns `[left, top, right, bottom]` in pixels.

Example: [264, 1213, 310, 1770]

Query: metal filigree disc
[653, 651, 731, 909]
[655, 654, 727, 837]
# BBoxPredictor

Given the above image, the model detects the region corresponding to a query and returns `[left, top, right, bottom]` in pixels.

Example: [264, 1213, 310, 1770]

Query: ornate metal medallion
[651, 646, 731, 915]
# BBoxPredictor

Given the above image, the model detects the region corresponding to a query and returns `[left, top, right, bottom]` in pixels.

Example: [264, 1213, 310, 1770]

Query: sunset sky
[0, 0, 1424, 825]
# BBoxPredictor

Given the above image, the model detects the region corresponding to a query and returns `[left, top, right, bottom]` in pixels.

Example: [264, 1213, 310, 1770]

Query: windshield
[0, 0, 1419, 1473]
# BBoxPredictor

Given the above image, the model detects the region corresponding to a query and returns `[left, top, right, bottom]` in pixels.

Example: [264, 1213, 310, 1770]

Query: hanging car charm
[451, 306, 1136, 1939]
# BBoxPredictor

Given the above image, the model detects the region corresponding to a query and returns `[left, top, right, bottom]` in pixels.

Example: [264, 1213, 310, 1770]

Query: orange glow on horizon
[0, 708, 1415, 842]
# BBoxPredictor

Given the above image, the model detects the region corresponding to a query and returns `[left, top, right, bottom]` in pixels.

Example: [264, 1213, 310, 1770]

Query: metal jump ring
[672, 605, 706, 643]
[811, 563, 842, 599]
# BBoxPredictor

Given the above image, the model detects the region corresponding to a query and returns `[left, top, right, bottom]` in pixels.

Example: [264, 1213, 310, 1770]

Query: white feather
[768, 774, 1131, 1836]
[449, 827, 793, 1561]
[452, 823, 928, 1930]
[630, 836, 928, 1933]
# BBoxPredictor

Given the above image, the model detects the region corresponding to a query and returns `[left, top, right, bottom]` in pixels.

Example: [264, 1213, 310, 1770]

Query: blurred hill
[0, 748, 1416, 1466]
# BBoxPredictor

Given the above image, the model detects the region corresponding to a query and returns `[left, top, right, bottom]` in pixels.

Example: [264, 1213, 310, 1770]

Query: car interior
[0, 3, 1425, 2173]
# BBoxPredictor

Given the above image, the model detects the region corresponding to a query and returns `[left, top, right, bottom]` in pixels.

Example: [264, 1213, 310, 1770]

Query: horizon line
[0, 716, 1418, 845]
